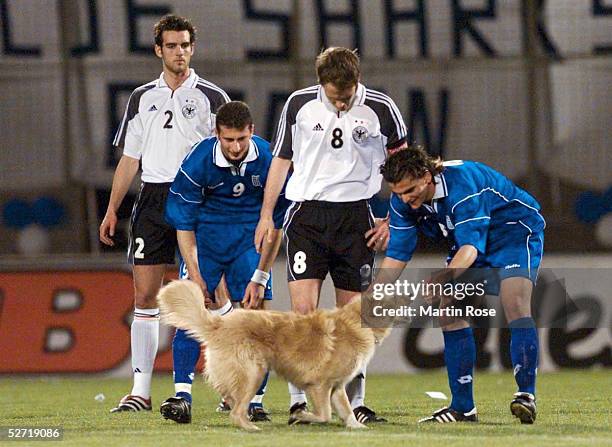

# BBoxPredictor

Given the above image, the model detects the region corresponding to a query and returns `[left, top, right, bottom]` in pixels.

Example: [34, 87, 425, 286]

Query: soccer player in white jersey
[99, 14, 229, 413]
[255, 47, 408, 424]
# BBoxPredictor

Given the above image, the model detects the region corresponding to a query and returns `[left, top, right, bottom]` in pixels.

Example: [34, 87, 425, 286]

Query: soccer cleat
[216, 399, 231, 412]
[510, 392, 537, 424]
[160, 396, 192, 424]
[249, 406, 271, 422]
[418, 406, 478, 423]
[353, 405, 387, 423]
[287, 402, 310, 425]
[109, 394, 152, 413]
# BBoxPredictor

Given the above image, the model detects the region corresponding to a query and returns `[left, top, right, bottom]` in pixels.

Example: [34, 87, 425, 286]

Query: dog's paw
[242, 422, 261, 432]
[297, 411, 317, 421]
[346, 420, 368, 429]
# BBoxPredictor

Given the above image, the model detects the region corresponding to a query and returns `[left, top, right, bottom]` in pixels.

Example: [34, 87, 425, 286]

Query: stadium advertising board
[1, 257, 609, 374]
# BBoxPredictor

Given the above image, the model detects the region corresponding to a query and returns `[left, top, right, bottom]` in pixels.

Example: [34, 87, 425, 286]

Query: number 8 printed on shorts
[293, 250, 307, 274]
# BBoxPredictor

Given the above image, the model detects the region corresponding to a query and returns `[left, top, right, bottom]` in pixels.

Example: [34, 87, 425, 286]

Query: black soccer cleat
[249, 406, 272, 422]
[510, 392, 537, 424]
[287, 402, 310, 425]
[418, 406, 478, 423]
[160, 396, 192, 424]
[216, 399, 231, 412]
[353, 405, 387, 424]
[110, 394, 152, 413]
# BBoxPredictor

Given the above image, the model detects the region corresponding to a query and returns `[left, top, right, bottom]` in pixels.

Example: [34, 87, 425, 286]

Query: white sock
[175, 383, 192, 395]
[130, 307, 159, 399]
[288, 382, 307, 407]
[346, 366, 366, 409]
[210, 300, 234, 316]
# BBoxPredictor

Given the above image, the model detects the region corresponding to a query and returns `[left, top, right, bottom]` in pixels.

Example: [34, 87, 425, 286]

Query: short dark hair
[215, 101, 253, 131]
[380, 146, 444, 184]
[316, 47, 360, 90]
[154, 15, 196, 47]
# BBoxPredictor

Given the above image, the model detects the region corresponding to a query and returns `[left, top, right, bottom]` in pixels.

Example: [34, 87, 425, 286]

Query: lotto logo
[457, 375, 473, 384]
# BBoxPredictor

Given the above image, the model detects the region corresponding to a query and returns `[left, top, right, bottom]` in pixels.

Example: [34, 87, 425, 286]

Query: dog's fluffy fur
[157, 279, 390, 431]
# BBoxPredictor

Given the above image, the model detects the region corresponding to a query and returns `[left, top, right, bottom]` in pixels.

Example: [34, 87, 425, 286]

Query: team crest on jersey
[182, 99, 197, 119]
[251, 175, 262, 187]
[445, 215, 454, 230]
[352, 126, 368, 144]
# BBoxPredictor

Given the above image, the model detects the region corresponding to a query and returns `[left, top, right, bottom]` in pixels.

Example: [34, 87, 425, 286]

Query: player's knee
[134, 289, 159, 309]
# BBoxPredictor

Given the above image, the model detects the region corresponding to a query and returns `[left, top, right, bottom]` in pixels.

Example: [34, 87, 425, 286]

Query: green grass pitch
[1, 370, 610, 446]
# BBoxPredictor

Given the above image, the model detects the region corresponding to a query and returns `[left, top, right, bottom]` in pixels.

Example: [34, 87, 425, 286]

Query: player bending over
[375, 147, 544, 424]
[160, 101, 290, 423]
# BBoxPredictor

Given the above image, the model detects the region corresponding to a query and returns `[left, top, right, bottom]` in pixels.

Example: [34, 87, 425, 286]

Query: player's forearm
[256, 229, 283, 273]
[446, 244, 478, 277]
[106, 155, 140, 213]
[176, 230, 203, 282]
[260, 157, 291, 218]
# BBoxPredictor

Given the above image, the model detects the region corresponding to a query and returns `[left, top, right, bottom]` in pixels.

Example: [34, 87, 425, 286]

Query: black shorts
[283, 200, 375, 292]
[128, 182, 177, 265]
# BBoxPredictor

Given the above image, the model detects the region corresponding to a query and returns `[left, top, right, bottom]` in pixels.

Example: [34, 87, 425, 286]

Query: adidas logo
[148, 105, 158, 111]
[312, 123, 324, 131]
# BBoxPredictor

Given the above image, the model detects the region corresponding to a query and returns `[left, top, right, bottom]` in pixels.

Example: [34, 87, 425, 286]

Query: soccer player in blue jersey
[376, 147, 545, 424]
[160, 101, 289, 424]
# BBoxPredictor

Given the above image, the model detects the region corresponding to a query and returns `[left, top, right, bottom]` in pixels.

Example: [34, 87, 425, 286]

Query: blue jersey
[387, 160, 546, 265]
[165, 135, 290, 264]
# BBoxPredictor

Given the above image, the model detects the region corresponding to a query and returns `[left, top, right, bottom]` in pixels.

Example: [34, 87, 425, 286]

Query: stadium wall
[1, 254, 609, 375]
[0, 0, 609, 190]
[1, 0, 610, 256]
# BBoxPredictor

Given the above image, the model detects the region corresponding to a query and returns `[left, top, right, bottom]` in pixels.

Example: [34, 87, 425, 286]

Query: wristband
[251, 269, 270, 287]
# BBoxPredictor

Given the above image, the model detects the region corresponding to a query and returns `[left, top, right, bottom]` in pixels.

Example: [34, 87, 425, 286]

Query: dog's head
[343, 296, 392, 345]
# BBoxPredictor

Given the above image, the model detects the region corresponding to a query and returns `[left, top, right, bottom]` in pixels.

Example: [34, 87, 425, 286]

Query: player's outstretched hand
[254, 216, 274, 254]
[365, 216, 390, 251]
[190, 276, 214, 308]
[423, 269, 453, 304]
[242, 281, 265, 310]
[99, 210, 118, 246]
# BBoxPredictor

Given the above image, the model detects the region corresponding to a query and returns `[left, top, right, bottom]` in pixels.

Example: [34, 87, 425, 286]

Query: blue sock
[509, 317, 538, 396]
[443, 327, 476, 413]
[249, 371, 269, 410]
[172, 329, 201, 405]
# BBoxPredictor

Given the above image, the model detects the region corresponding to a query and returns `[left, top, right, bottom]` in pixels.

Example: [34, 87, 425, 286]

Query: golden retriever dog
[157, 279, 391, 431]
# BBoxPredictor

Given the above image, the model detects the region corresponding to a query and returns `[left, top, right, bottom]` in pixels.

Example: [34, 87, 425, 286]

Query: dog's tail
[157, 279, 221, 343]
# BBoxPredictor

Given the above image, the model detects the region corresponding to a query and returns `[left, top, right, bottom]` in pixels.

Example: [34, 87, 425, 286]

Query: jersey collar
[213, 139, 259, 175]
[318, 82, 367, 112]
[432, 173, 448, 200]
[158, 68, 198, 89]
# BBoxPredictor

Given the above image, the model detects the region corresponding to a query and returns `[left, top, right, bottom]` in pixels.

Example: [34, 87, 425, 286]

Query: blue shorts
[179, 245, 273, 302]
[450, 222, 544, 296]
